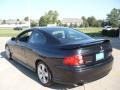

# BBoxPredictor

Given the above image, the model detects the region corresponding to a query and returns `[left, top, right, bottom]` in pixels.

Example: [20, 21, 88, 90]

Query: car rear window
[45, 28, 93, 43]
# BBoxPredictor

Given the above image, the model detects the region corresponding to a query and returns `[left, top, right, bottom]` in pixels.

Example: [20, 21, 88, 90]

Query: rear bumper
[53, 57, 113, 85]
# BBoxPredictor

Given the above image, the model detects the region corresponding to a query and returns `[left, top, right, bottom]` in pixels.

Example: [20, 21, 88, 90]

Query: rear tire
[5, 46, 12, 60]
[37, 61, 53, 87]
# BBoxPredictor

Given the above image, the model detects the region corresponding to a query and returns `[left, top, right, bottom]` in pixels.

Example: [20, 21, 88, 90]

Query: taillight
[63, 55, 84, 66]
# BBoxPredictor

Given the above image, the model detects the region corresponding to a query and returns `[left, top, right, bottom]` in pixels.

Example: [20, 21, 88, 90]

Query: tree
[17, 19, 19, 21]
[31, 20, 38, 27]
[87, 16, 97, 27]
[24, 17, 29, 21]
[16, 19, 20, 24]
[96, 20, 103, 27]
[2, 20, 6, 24]
[69, 23, 74, 28]
[101, 20, 111, 27]
[74, 23, 78, 28]
[63, 23, 68, 27]
[39, 10, 59, 26]
[107, 8, 120, 27]
[81, 16, 89, 27]
[39, 16, 48, 26]
[87, 17, 91, 27]
[19, 21, 22, 24]
[79, 24, 83, 28]
[57, 20, 62, 26]
[47, 10, 58, 24]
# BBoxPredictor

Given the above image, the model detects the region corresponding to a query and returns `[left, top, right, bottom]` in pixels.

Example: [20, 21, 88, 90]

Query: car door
[14, 30, 32, 64]
[24, 30, 47, 68]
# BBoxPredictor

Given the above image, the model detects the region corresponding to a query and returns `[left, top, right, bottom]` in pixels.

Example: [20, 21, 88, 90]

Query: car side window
[52, 30, 65, 40]
[29, 31, 46, 44]
[17, 31, 32, 42]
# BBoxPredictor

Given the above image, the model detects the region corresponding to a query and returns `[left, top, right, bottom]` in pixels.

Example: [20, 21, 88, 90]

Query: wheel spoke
[41, 64, 45, 71]
[44, 71, 48, 77]
[39, 73, 43, 79]
[38, 66, 42, 73]
[42, 76, 47, 83]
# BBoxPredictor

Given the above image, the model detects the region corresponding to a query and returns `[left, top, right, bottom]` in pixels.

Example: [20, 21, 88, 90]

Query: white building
[61, 18, 83, 26]
[0, 19, 29, 28]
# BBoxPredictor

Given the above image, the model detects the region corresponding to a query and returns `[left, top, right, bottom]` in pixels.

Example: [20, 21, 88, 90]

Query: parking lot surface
[0, 37, 120, 90]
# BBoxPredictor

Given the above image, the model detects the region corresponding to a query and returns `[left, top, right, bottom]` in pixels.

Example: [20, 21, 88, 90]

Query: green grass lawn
[0, 27, 102, 37]
[0, 29, 23, 37]
[78, 27, 102, 37]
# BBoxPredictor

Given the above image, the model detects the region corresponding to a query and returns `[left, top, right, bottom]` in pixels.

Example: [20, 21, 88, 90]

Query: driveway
[0, 37, 120, 90]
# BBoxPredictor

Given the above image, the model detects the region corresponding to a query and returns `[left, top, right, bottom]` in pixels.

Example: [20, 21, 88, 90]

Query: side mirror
[11, 37, 16, 41]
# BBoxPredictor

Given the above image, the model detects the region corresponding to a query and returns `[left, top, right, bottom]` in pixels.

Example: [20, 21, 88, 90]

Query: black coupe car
[5, 27, 113, 86]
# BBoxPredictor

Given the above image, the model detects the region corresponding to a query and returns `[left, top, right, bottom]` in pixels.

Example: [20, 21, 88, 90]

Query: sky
[0, 0, 120, 20]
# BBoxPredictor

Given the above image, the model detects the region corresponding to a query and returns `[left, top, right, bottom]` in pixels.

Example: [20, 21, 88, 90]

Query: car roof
[32, 26, 70, 31]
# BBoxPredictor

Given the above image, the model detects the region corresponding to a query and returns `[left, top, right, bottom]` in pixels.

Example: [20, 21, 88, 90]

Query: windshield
[45, 28, 93, 44]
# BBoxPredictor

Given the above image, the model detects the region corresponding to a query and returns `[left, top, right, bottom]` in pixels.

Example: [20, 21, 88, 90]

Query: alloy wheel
[37, 63, 49, 84]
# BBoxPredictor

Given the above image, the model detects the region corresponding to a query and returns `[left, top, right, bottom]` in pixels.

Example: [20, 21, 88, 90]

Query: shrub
[102, 29, 119, 37]
[102, 29, 107, 36]
[107, 29, 119, 37]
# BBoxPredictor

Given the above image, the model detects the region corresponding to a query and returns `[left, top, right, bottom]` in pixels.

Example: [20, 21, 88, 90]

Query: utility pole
[27, 0, 31, 29]
[28, 17, 31, 29]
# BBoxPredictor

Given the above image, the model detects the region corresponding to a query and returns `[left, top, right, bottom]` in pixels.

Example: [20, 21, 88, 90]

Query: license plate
[96, 52, 104, 61]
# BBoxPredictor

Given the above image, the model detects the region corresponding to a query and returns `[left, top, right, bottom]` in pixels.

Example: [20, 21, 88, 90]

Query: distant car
[14, 27, 23, 30]
[5, 27, 113, 87]
[103, 26, 112, 31]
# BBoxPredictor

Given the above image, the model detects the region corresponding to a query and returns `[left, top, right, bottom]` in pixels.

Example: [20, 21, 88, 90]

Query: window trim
[16, 30, 32, 43]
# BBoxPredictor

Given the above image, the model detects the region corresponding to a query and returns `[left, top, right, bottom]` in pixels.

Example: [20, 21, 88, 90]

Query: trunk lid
[59, 39, 110, 50]
[58, 39, 112, 65]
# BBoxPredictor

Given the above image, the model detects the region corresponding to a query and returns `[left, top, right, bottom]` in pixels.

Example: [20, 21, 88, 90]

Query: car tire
[5, 46, 12, 60]
[37, 61, 53, 87]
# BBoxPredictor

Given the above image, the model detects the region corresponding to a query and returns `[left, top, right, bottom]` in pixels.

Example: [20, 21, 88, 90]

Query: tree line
[1, 8, 120, 28]
[37, 10, 104, 27]
[32, 8, 119, 28]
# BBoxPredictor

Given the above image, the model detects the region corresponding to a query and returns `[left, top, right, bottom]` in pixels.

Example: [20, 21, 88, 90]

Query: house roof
[61, 18, 82, 24]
